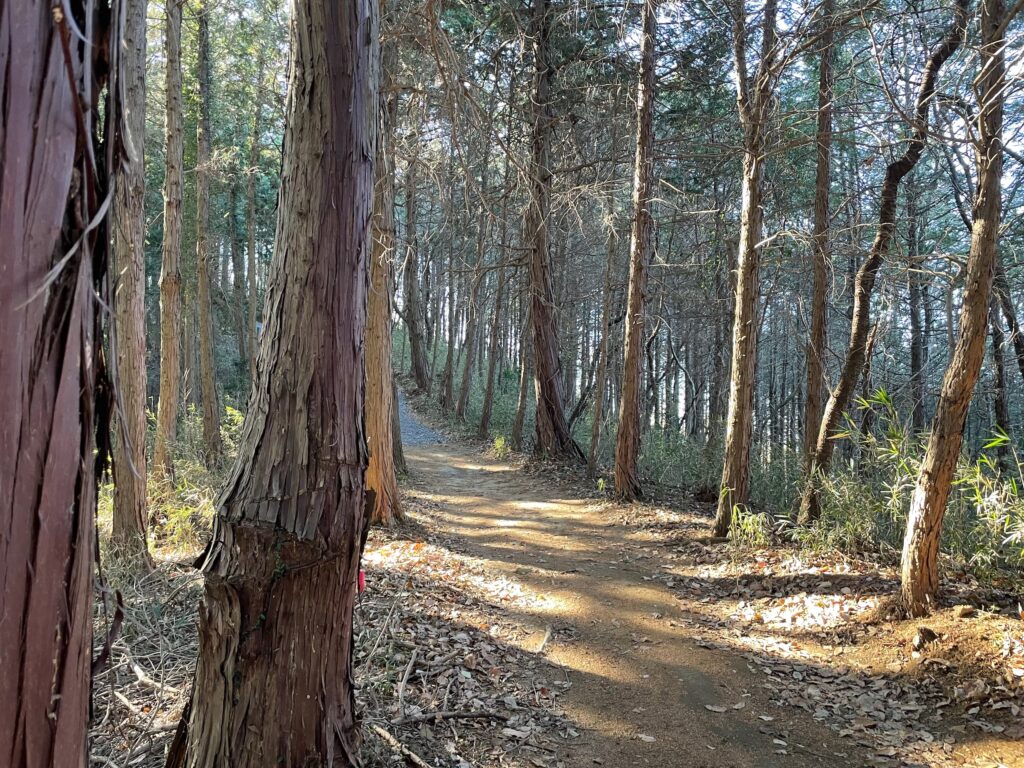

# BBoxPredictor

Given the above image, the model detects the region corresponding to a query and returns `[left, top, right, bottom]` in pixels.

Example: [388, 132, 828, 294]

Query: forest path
[398, 408, 870, 768]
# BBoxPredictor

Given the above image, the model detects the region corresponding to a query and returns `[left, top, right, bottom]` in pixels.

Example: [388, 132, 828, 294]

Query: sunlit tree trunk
[714, 0, 777, 537]
[0, 1, 116, 761]
[804, 0, 833, 472]
[900, 0, 1002, 617]
[154, 0, 185, 481]
[799, 0, 967, 524]
[527, 0, 583, 460]
[111, 0, 153, 569]
[614, 0, 657, 501]
[367, 29, 403, 527]
[166, 1, 377, 764]
[196, 3, 222, 466]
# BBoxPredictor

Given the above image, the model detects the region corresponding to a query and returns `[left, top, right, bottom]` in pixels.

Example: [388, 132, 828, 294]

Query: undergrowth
[98, 404, 244, 557]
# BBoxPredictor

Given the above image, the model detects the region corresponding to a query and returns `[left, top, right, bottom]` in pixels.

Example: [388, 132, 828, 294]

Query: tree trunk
[402, 114, 431, 394]
[905, 175, 928, 432]
[230, 185, 247, 367]
[994, 260, 1024, 384]
[167, 2, 377, 764]
[154, 0, 185, 481]
[479, 267, 507, 438]
[196, 5, 222, 466]
[527, 0, 583, 460]
[0, 1, 116, 762]
[111, 0, 153, 569]
[613, 0, 656, 501]
[799, 0, 967, 523]
[392, 379, 408, 474]
[804, 0, 834, 470]
[511, 306, 533, 451]
[900, 0, 1002, 617]
[588, 192, 619, 477]
[713, 0, 777, 536]
[438, 244, 457, 414]
[988, 297, 1011, 467]
[367, 33, 403, 527]
[247, 59, 266, 378]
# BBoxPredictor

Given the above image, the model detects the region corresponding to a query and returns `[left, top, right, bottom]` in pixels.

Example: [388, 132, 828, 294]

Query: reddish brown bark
[0, 1, 118, 763]
[167, 1, 377, 764]
[527, 0, 583, 460]
[614, 0, 657, 501]
[367, 29, 403, 527]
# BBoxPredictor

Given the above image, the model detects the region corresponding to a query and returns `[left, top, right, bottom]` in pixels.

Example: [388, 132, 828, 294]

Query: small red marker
[358, 569, 366, 593]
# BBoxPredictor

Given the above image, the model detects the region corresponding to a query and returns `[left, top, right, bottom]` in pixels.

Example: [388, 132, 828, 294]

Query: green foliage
[492, 435, 511, 459]
[797, 391, 1024, 573]
[730, 506, 775, 548]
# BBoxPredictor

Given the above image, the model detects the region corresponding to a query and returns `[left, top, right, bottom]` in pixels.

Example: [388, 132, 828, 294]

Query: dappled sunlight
[395, 427, 1024, 768]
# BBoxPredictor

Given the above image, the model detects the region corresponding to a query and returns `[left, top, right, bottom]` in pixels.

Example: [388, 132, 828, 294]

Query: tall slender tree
[900, 0, 1005, 617]
[367, 11, 404, 527]
[714, 0, 779, 536]
[614, 0, 658, 501]
[111, 0, 153, 568]
[154, 0, 185, 481]
[804, 0, 834, 472]
[166, 0, 377, 764]
[196, 1, 222, 466]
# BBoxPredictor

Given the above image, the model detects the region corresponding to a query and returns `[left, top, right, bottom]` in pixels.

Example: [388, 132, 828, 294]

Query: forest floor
[89, 394, 1024, 768]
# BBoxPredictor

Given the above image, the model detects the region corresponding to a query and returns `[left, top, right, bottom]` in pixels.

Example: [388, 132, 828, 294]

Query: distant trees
[111, 0, 153, 568]
[0, 0, 118, 761]
[799, 0, 969, 524]
[167, 1, 377, 764]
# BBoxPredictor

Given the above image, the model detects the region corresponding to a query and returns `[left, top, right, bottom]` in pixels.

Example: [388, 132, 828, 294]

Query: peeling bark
[167, 1, 377, 764]
[0, 0, 117, 763]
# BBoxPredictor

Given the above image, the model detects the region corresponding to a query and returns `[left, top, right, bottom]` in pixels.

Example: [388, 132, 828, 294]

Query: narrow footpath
[398, 398, 872, 768]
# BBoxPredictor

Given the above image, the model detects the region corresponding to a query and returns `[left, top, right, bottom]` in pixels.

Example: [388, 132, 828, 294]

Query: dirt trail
[401, 429, 873, 767]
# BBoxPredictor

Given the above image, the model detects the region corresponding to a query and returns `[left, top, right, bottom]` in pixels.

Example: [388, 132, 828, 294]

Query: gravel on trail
[397, 391, 445, 446]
